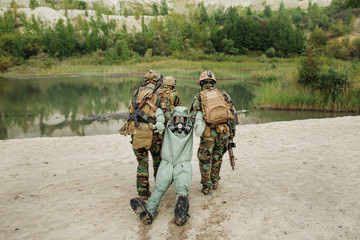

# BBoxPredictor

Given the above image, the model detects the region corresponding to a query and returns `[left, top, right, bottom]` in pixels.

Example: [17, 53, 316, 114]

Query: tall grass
[252, 69, 360, 112]
[2, 55, 359, 112]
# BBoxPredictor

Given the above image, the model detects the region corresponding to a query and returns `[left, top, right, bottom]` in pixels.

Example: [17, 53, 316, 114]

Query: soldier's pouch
[216, 123, 229, 134]
[132, 123, 153, 150]
[201, 125, 211, 138]
[119, 121, 135, 136]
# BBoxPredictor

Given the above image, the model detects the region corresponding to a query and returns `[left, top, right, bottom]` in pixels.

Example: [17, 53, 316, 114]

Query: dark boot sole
[130, 198, 153, 225]
[174, 195, 189, 226]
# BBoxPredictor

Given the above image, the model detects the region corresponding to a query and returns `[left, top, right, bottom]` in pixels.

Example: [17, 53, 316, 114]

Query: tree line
[1, 0, 360, 72]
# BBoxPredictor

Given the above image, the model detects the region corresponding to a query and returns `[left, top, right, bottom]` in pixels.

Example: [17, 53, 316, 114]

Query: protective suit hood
[161, 106, 193, 165]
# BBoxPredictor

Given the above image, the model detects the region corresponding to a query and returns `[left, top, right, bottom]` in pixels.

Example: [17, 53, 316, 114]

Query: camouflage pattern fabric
[159, 87, 182, 114]
[133, 132, 163, 196]
[197, 133, 229, 188]
[130, 80, 171, 197]
[190, 86, 237, 189]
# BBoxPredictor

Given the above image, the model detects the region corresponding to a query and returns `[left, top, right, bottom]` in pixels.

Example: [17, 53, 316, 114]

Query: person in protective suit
[190, 70, 237, 196]
[120, 70, 171, 201]
[130, 106, 197, 226]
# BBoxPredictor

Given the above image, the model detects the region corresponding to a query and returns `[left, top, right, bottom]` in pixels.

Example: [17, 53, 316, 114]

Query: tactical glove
[194, 111, 205, 137]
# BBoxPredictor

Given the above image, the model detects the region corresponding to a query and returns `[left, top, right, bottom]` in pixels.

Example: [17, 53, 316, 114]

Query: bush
[0, 54, 12, 72]
[298, 48, 321, 88]
[251, 72, 279, 83]
[319, 67, 351, 102]
[265, 47, 276, 58]
[298, 48, 352, 103]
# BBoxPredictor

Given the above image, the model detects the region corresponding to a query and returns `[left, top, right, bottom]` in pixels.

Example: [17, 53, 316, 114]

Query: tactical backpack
[132, 86, 158, 118]
[199, 88, 232, 125]
[160, 88, 176, 111]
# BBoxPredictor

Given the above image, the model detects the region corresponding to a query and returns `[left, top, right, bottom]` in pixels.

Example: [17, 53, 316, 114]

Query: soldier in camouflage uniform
[129, 70, 171, 200]
[190, 70, 237, 196]
[159, 76, 182, 113]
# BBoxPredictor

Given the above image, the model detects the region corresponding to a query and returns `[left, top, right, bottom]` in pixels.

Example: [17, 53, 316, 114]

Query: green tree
[308, 25, 328, 48]
[204, 40, 216, 54]
[198, 2, 209, 24]
[246, 7, 252, 16]
[291, 7, 303, 28]
[298, 47, 321, 88]
[279, 1, 285, 12]
[222, 38, 239, 55]
[307, 2, 321, 30]
[345, 0, 360, 8]
[0, 10, 16, 35]
[0, 53, 12, 72]
[298, 47, 351, 103]
[152, 3, 159, 16]
[13, 31, 25, 60]
[230, 16, 263, 52]
[329, 20, 345, 37]
[263, 5, 272, 18]
[160, 0, 168, 15]
[266, 12, 305, 55]
[116, 39, 130, 61]
[29, 0, 39, 9]
[318, 67, 351, 102]
[351, 38, 360, 58]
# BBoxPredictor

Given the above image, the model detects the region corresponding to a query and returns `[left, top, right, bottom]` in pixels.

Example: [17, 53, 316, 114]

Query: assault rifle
[127, 81, 162, 127]
[227, 118, 236, 170]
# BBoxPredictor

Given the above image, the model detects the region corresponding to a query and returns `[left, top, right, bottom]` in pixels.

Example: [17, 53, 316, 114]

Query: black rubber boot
[130, 198, 153, 225]
[174, 195, 189, 226]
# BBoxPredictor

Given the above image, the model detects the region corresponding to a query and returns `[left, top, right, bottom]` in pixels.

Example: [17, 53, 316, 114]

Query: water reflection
[0, 76, 355, 140]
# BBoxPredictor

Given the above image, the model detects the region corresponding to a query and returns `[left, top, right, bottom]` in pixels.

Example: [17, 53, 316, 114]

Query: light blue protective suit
[146, 106, 193, 217]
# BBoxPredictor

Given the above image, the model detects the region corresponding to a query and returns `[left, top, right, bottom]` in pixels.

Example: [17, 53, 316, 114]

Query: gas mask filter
[169, 115, 192, 134]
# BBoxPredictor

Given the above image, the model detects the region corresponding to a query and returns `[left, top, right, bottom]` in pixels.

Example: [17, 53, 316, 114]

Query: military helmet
[144, 70, 162, 82]
[198, 70, 216, 84]
[163, 76, 176, 87]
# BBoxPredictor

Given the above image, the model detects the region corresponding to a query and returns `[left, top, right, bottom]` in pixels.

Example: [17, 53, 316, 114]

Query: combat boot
[138, 190, 152, 201]
[212, 181, 219, 190]
[130, 198, 153, 225]
[201, 187, 212, 196]
[174, 195, 189, 226]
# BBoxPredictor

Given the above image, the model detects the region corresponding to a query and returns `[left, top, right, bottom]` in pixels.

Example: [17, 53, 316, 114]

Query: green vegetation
[0, 0, 360, 113]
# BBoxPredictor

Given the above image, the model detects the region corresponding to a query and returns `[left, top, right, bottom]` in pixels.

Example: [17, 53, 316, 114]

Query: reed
[2, 55, 359, 112]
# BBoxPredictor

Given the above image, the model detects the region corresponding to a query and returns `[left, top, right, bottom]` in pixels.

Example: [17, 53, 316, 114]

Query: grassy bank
[1, 56, 359, 112]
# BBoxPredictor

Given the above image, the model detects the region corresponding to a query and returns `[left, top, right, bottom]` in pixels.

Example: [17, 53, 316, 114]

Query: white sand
[1, 116, 359, 239]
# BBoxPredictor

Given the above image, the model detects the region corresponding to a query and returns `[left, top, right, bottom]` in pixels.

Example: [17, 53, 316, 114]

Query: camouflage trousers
[197, 134, 229, 188]
[132, 132, 163, 197]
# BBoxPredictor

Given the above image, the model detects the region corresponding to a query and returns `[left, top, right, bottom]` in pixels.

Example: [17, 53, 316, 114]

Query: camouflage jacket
[159, 87, 182, 113]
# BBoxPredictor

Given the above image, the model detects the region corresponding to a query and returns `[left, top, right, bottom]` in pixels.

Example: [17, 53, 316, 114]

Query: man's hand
[153, 122, 165, 134]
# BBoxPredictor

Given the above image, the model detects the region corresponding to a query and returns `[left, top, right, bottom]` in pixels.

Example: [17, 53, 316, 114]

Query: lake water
[0, 76, 355, 140]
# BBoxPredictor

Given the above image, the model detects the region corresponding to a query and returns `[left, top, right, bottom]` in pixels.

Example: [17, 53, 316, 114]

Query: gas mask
[168, 115, 192, 134]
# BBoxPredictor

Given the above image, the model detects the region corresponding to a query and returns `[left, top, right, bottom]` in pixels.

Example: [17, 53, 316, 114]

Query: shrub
[265, 47, 276, 58]
[318, 67, 351, 102]
[298, 47, 352, 103]
[298, 48, 321, 88]
[0, 54, 12, 72]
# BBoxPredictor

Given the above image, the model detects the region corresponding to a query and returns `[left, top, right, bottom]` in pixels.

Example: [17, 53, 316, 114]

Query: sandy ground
[1, 116, 359, 240]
